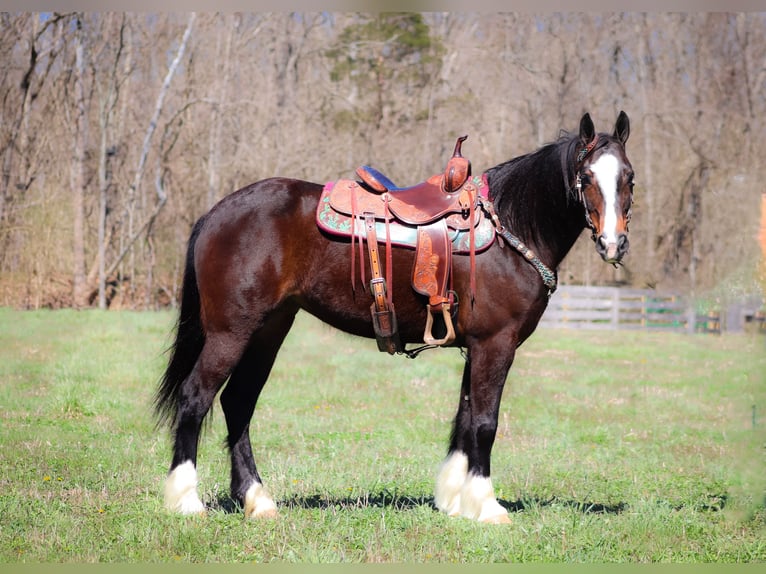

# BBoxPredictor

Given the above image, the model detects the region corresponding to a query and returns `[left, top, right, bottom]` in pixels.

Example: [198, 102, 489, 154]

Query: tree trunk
[0, 15, 36, 267]
[71, 16, 89, 308]
[95, 14, 125, 309]
[637, 14, 656, 262]
[207, 13, 237, 210]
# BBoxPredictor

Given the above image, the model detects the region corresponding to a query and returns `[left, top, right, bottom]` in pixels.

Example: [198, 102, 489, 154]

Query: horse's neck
[518, 176, 585, 270]
[490, 143, 586, 271]
[529, 210, 584, 272]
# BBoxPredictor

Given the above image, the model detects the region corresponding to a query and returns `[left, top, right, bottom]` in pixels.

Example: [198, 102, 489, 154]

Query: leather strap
[482, 199, 558, 295]
[412, 220, 456, 346]
[575, 135, 600, 176]
[364, 212, 388, 316]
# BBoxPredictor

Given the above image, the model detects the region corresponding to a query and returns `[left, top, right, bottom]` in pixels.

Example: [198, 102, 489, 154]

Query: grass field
[0, 307, 764, 563]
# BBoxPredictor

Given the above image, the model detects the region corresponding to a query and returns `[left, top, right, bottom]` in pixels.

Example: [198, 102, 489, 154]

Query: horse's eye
[580, 173, 592, 186]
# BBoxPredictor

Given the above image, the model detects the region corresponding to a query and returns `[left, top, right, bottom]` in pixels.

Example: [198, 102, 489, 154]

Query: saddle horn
[443, 135, 471, 194]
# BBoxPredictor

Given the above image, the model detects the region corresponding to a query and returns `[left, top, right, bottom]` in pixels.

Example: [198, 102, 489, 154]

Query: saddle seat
[354, 135, 474, 225]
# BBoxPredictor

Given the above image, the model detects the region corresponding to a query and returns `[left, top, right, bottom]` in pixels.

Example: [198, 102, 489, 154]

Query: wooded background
[1, 12, 764, 310]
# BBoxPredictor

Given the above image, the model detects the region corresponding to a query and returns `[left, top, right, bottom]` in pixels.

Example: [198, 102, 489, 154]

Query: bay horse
[155, 111, 633, 524]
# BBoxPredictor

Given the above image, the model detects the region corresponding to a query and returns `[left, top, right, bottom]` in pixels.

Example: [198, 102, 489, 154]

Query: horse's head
[575, 111, 634, 264]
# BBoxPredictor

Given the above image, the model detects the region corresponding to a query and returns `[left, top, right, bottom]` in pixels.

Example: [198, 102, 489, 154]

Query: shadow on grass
[505, 497, 628, 514]
[210, 490, 629, 515]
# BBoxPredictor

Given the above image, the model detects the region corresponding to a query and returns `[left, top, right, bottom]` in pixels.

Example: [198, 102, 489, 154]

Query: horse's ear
[579, 113, 595, 144]
[613, 110, 630, 145]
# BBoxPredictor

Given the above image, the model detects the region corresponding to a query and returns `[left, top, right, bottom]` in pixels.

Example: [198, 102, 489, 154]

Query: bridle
[574, 136, 600, 241]
[573, 136, 634, 242]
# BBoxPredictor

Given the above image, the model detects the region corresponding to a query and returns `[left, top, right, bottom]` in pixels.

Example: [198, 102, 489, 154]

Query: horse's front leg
[435, 337, 515, 524]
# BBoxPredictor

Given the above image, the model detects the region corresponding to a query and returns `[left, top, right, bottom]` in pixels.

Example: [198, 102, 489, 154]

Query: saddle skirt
[317, 174, 496, 254]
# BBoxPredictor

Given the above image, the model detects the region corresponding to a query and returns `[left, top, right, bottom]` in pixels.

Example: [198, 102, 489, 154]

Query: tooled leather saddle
[316, 136, 496, 354]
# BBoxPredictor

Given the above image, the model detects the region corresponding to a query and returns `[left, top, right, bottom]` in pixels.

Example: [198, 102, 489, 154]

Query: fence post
[611, 289, 620, 329]
[641, 294, 647, 327]
[686, 305, 696, 334]
[725, 303, 743, 333]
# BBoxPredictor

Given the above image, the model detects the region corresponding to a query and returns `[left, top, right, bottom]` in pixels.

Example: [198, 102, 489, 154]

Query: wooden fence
[539, 286, 765, 334]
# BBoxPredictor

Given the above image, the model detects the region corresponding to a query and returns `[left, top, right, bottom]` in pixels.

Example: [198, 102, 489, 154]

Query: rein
[475, 137, 603, 298]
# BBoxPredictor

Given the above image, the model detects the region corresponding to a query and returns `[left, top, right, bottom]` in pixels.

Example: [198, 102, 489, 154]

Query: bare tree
[93, 14, 128, 309]
[103, 13, 196, 306]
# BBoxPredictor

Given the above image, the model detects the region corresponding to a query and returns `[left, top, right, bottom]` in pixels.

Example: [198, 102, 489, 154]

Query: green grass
[0, 308, 764, 562]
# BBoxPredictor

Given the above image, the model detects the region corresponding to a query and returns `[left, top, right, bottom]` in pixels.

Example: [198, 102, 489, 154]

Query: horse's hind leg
[220, 306, 298, 519]
[164, 331, 249, 514]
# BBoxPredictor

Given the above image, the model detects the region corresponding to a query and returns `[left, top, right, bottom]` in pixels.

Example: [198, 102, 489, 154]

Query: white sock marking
[434, 451, 468, 516]
[435, 453, 509, 522]
[164, 460, 205, 514]
[244, 480, 277, 519]
[460, 473, 508, 523]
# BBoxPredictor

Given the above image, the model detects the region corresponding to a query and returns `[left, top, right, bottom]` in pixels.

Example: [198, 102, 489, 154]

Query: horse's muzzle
[596, 233, 629, 263]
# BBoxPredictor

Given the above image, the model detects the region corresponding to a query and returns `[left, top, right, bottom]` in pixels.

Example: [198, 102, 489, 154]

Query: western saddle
[316, 136, 493, 355]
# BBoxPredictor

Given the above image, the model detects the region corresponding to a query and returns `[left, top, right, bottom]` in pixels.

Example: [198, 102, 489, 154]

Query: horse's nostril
[618, 234, 629, 252]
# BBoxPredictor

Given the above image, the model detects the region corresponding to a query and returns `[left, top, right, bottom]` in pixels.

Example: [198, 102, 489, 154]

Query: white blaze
[590, 153, 620, 244]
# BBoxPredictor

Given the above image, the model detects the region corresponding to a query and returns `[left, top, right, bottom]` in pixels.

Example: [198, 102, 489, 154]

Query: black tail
[154, 215, 208, 429]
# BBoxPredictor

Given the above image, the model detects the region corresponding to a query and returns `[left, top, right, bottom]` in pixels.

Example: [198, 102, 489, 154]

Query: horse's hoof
[173, 501, 206, 517]
[247, 507, 278, 520]
[243, 481, 277, 519]
[481, 512, 511, 524]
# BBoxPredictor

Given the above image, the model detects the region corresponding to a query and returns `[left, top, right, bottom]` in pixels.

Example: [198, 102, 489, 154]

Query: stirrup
[423, 302, 456, 346]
